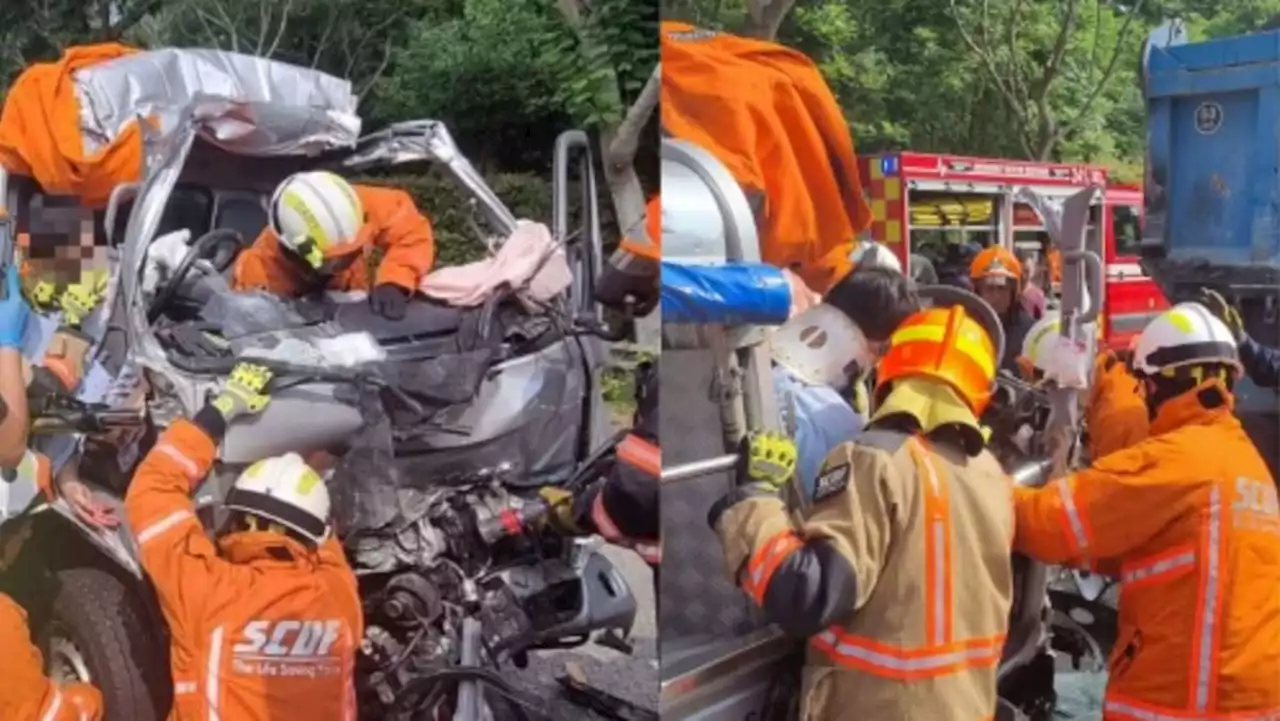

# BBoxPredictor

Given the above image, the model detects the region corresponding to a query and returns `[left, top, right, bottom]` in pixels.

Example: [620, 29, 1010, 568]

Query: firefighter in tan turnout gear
[709, 305, 1015, 720]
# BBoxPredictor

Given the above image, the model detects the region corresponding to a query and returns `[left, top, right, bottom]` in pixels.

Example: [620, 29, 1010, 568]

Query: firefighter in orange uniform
[124, 362, 362, 720]
[971, 246, 1036, 372]
[232, 171, 435, 320]
[1012, 303, 1280, 718]
[710, 305, 1014, 719]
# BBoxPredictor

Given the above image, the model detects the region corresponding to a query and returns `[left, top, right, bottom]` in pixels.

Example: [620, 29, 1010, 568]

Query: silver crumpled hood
[73, 48, 361, 157]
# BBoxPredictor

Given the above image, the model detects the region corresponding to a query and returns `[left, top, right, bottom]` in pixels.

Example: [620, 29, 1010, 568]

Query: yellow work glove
[211, 362, 273, 422]
[1199, 288, 1245, 343]
[58, 275, 108, 328]
[736, 430, 798, 492]
[538, 486, 586, 536]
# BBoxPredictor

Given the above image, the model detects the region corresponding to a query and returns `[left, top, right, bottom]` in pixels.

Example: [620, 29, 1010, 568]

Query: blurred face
[977, 277, 1015, 315]
[21, 202, 108, 297]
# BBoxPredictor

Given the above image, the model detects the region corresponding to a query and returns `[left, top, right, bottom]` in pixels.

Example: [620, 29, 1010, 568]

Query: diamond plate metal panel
[659, 350, 768, 643]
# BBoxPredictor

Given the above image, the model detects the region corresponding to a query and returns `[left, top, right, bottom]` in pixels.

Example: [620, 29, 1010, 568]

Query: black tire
[41, 566, 171, 721]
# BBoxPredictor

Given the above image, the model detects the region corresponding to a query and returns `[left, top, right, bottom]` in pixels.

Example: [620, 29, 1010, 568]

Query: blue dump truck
[1143, 25, 1280, 478]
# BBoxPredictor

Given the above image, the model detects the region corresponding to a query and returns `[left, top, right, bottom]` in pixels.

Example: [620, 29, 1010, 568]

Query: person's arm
[230, 231, 292, 294]
[123, 410, 233, 636]
[1238, 335, 1280, 390]
[710, 443, 892, 638]
[0, 594, 103, 720]
[0, 348, 28, 467]
[1085, 352, 1150, 459]
[361, 186, 436, 292]
[1012, 438, 1199, 566]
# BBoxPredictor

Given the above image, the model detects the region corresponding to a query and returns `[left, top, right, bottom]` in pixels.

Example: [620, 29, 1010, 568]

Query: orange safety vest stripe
[742, 530, 803, 605]
[617, 434, 661, 477]
[1187, 485, 1226, 713]
[811, 629, 1005, 680]
[811, 437, 997, 681]
[1119, 543, 1196, 590]
[1103, 693, 1280, 720]
[914, 438, 954, 646]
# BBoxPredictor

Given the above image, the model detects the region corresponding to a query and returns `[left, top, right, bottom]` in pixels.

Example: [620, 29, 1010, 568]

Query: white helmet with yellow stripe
[1020, 312, 1062, 376]
[269, 171, 365, 273]
[224, 452, 331, 544]
[1131, 302, 1241, 377]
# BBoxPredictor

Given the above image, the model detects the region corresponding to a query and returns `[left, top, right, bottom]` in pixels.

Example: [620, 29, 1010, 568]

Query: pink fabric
[419, 220, 572, 310]
[1021, 283, 1047, 319]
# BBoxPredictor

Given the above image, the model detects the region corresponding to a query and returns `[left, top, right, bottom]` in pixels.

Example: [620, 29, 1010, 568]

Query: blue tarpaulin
[661, 261, 792, 326]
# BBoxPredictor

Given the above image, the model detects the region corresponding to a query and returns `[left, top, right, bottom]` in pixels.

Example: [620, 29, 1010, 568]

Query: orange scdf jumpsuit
[1014, 380, 1280, 719]
[232, 184, 435, 297]
[661, 22, 872, 294]
[0, 43, 142, 208]
[1086, 350, 1150, 460]
[0, 594, 102, 720]
[124, 421, 363, 721]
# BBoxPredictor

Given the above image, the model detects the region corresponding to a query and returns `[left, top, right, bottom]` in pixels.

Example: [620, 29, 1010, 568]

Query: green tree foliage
[664, 0, 1280, 174]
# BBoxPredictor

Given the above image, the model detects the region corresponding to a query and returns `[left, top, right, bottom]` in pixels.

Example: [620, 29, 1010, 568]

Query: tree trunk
[743, 0, 796, 40]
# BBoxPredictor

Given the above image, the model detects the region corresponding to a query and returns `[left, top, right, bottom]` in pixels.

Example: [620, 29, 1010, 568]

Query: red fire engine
[856, 151, 1169, 350]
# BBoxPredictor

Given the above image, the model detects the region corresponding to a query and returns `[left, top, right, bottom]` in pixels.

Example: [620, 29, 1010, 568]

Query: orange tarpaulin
[0, 44, 143, 209]
[661, 22, 872, 294]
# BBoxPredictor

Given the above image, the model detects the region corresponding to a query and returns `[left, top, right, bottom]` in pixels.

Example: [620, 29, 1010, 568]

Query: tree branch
[1060, 0, 1145, 137]
[311, 4, 339, 68]
[1040, 0, 1080, 90]
[949, 0, 1026, 121]
[356, 35, 394, 101]
[194, 3, 238, 51]
[109, 0, 164, 40]
[607, 63, 660, 168]
[743, 0, 796, 40]
[1006, 0, 1029, 108]
[255, 0, 270, 55]
[264, 0, 293, 58]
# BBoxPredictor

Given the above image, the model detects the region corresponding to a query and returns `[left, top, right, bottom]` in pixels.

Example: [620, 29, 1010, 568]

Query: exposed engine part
[473, 498, 548, 546]
[476, 582, 535, 657]
[349, 474, 636, 721]
[382, 574, 443, 627]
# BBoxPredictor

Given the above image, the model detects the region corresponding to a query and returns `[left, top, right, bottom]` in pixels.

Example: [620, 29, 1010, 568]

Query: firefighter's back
[803, 430, 1014, 720]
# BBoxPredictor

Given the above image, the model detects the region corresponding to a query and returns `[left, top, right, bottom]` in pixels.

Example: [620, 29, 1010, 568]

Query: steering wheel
[147, 228, 245, 324]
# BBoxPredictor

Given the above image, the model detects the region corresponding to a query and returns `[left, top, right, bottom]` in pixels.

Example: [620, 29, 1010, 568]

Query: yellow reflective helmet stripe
[891, 323, 997, 379]
[281, 189, 331, 251]
[295, 467, 323, 496]
[1165, 309, 1195, 334]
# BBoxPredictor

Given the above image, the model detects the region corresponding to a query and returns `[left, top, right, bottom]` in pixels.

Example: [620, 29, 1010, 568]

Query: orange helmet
[875, 305, 999, 415]
[969, 246, 1023, 286]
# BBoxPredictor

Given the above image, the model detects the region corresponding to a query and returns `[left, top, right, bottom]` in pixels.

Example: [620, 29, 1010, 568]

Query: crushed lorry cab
[1143, 26, 1280, 479]
[858, 152, 1169, 349]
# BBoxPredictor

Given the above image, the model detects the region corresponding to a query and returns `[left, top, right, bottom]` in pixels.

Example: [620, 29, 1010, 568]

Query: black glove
[369, 284, 410, 320]
[595, 263, 659, 316]
[1198, 287, 1245, 343]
